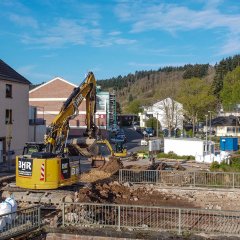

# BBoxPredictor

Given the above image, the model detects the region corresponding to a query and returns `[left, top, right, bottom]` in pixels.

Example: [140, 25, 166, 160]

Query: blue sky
[0, 0, 240, 85]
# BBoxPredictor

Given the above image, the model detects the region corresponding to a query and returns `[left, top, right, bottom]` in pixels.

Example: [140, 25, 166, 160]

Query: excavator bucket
[68, 137, 97, 157]
[90, 141, 112, 168]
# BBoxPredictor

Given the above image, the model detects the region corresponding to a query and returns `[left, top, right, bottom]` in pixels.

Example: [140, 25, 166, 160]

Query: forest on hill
[97, 54, 240, 118]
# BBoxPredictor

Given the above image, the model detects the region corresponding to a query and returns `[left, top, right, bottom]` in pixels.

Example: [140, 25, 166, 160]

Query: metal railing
[119, 169, 240, 188]
[0, 205, 41, 240]
[62, 202, 240, 235]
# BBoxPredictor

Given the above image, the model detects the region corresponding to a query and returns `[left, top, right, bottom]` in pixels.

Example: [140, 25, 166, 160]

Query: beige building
[205, 116, 240, 137]
[0, 59, 30, 162]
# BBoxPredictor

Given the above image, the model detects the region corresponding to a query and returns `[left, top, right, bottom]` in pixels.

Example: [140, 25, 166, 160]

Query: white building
[164, 138, 214, 158]
[139, 98, 184, 133]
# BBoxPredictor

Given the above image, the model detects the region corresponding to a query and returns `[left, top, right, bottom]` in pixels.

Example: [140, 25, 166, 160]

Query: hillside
[97, 64, 214, 112]
[97, 54, 240, 113]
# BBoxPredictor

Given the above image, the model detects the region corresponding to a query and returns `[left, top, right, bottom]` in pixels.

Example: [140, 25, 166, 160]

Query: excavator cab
[91, 139, 127, 168]
[22, 142, 46, 155]
[114, 142, 127, 157]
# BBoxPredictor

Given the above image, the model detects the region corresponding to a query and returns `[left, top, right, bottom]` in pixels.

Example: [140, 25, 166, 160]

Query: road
[122, 127, 148, 153]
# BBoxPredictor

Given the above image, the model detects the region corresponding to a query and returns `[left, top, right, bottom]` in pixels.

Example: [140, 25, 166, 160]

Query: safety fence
[0, 205, 40, 240]
[62, 202, 240, 235]
[119, 169, 240, 188]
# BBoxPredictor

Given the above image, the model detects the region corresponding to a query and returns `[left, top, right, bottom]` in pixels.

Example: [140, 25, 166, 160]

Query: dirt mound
[80, 169, 112, 183]
[80, 157, 122, 183]
[99, 157, 123, 174]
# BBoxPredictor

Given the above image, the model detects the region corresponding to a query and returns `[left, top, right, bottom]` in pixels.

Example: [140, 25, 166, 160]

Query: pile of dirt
[79, 169, 112, 183]
[99, 157, 123, 174]
[80, 157, 123, 183]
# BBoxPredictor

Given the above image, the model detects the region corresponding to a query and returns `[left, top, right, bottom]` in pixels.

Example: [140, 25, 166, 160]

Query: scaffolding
[109, 92, 116, 127]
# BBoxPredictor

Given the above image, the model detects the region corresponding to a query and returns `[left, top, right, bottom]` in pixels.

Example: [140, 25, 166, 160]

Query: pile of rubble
[148, 162, 186, 171]
[76, 181, 194, 208]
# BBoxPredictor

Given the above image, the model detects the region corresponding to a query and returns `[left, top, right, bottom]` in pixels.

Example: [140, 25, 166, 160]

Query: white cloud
[8, 13, 38, 29]
[114, 38, 137, 45]
[114, 1, 240, 55]
[21, 18, 102, 48]
[219, 34, 240, 55]
[108, 31, 122, 36]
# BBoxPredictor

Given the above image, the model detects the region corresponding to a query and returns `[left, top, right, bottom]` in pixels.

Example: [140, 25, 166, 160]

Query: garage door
[0, 141, 3, 163]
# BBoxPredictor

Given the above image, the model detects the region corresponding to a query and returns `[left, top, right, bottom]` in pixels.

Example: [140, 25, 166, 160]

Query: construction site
[0, 70, 240, 240]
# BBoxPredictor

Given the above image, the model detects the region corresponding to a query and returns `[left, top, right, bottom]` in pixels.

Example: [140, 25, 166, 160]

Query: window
[6, 84, 12, 98]
[5, 109, 12, 124]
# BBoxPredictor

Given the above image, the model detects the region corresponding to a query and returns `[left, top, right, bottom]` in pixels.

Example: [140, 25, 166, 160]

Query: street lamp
[205, 114, 208, 155]
[208, 111, 212, 142]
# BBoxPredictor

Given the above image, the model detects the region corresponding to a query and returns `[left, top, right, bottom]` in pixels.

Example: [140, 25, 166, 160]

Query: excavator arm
[45, 72, 97, 153]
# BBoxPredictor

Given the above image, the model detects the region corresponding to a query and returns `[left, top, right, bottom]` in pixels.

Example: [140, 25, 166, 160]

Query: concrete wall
[164, 138, 204, 156]
[0, 80, 29, 157]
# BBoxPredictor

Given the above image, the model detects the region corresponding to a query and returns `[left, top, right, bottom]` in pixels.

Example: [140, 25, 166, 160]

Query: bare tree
[152, 81, 183, 136]
[153, 98, 183, 136]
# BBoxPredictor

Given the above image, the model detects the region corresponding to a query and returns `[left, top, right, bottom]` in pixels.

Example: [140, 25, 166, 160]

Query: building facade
[209, 116, 240, 137]
[139, 98, 184, 134]
[29, 77, 110, 137]
[0, 59, 30, 162]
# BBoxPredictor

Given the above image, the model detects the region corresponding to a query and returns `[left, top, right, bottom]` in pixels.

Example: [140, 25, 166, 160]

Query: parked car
[144, 127, 155, 137]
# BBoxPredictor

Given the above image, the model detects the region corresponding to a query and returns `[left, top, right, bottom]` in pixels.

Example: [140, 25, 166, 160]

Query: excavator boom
[45, 72, 97, 153]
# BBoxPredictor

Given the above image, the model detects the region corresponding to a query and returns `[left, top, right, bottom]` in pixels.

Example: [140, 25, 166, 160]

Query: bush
[210, 157, 240, 172]
[210, 161, 220, 171]
[157, 151, 195, 160]
[186, 129, 193, 137]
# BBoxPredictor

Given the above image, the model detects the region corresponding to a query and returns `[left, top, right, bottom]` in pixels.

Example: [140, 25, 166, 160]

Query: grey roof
[0, 59, 31, 85]
[211, 116, 239, 127]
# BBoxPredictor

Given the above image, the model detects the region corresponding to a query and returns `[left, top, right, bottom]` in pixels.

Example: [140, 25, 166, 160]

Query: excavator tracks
[1, 183, 86, 208]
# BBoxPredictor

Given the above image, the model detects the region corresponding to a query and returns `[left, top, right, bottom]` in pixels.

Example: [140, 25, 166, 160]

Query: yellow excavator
[91, 139, 127, 167]
[16, 72, 97, 190]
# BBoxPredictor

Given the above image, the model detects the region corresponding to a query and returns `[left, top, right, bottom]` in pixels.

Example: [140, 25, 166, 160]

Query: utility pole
[156, 113, 159, 138]
[205, 114, 208, 155]
[208, 111, 212, 142]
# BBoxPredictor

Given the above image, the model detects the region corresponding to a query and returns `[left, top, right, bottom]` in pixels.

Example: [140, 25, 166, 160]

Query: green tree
[125, 100, 142, 114]
[146, 117, 161, 133]
[220, 66, 240, 110]
[178, 78, 216, 136]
